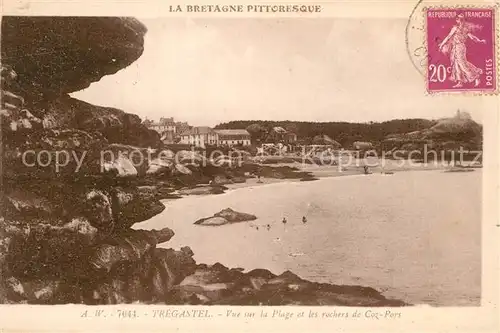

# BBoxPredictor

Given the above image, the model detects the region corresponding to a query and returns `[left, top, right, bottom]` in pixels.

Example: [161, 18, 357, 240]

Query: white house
[179, 126, 218, 148]
[215, 129, 251, 147]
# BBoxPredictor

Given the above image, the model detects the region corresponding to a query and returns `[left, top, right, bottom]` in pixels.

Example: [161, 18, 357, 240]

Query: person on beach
[282, 217, 287, 225]
[438, 13, 486, 88]
[302, 216, 307, 224]
[266, 224, 271, 230]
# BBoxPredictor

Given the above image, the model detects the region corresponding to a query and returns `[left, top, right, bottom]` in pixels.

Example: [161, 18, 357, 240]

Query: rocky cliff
[1, 16, 195, 304]
[0, 16, 406, 306]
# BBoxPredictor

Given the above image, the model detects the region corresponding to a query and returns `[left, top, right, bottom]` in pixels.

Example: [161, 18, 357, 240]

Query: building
[175, 121, 191, 134]
[215, 129, 252, 147]
[144, 117, 193, 144]
[178, 128, 252, 148]
[267, 126, 297, 144]
[179, 126, 218, 148]
[285, 131, 298, 143]
[148, 117, 177, 134]
[147, 117, 177, 144]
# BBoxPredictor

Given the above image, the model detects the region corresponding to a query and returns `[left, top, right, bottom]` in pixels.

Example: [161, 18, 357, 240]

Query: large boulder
[101, 144, 153, 176]
[110, 186, 166, 229]
[81, 189, 115, 230]
[38, 96, 161, 148]
[88, 228, 171, 273]
[102, 155, 139, 178]
[172, 262, 246, 303]
[89, 246, 196, 304]
[147, 157, 174, 176]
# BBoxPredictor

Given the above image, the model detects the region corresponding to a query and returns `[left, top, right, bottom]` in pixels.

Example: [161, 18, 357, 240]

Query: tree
[246, 123, 268, 144]
[217, 119, 436, 146]
[284, 123, 299, 134]
[336, 133, 350, 147]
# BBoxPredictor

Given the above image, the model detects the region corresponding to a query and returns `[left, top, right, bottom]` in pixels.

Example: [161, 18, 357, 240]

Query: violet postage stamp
[425, 7, 497, 93]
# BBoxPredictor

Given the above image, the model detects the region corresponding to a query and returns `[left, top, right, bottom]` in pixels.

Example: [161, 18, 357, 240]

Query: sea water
[135, 170, 481, 306]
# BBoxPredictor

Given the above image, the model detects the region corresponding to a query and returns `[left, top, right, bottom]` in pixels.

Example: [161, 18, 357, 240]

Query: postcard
[0, 0, 499, 332]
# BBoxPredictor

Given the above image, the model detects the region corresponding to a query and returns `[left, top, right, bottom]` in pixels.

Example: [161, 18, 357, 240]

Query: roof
[272, 126, 288, 134]
[151, 122, 175, 126]
[148, 118, 176, 126]
[180, 126, 214, 136]
[353, 141, 374, 148]
[313, 134, 341, 147]
[215, 129, 251, 136]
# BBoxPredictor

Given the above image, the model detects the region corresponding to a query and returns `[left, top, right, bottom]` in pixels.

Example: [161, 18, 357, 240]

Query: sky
[71, 17, 486, 126]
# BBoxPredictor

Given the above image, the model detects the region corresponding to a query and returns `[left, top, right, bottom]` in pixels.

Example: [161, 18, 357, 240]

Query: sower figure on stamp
[438, 13, 486, 88]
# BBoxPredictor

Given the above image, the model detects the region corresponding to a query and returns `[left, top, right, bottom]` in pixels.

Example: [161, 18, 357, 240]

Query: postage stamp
[425, 7, 497, 93]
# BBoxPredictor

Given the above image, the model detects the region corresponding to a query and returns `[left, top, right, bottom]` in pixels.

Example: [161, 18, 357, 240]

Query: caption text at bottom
[81, 308, 402, 320]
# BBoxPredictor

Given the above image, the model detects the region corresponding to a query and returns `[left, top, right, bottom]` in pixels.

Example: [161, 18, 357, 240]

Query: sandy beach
[215, 157, 464, 192]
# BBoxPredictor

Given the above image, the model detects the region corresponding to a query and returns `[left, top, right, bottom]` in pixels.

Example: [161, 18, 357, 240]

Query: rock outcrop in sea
[0, 16, 407, 306]
[194, 208, 257, 226]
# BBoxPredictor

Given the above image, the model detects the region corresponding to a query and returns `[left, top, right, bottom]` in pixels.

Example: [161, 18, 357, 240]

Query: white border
[0, 1, 498, 332]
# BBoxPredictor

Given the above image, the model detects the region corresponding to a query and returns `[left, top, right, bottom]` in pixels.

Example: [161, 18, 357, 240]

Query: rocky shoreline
[0, 16, 408, 306]
[171, 263, 407, 306]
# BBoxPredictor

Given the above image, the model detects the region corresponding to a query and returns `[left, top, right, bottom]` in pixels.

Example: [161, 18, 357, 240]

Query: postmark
[425, 7, 496, 93]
